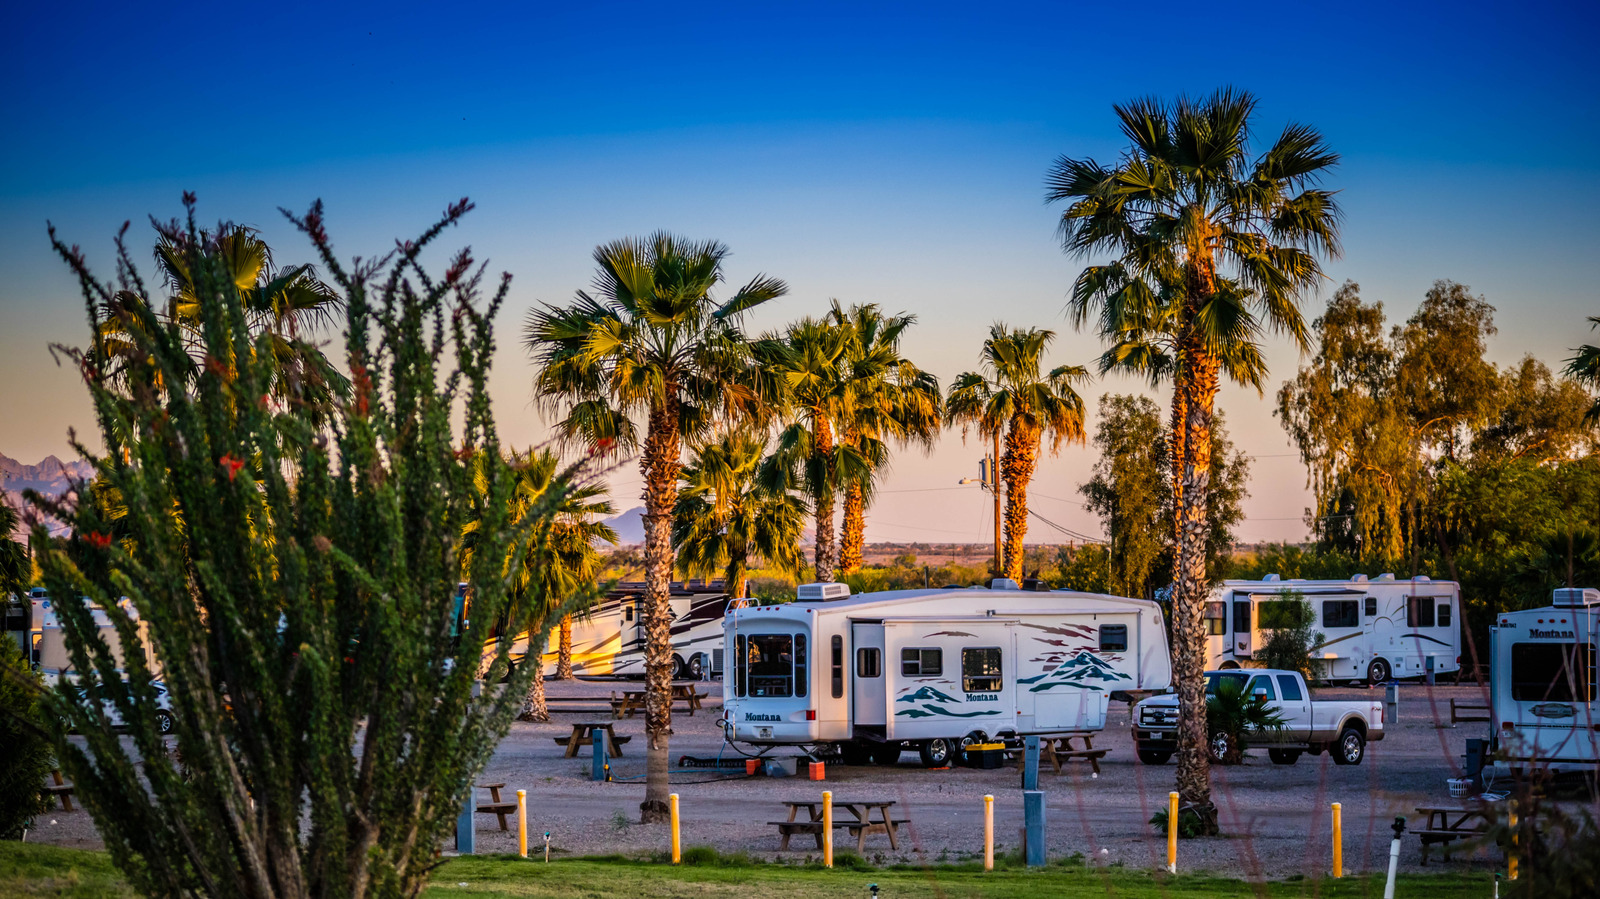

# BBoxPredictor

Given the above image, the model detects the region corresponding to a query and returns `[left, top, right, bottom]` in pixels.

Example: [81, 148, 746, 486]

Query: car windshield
[1204, 672, 1250, 695]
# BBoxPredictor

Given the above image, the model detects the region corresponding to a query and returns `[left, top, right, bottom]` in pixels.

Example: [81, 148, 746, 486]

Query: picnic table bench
[42, 770, 75, 811]
[1006, 733, 1108, 775]
[474, 782, 518, 831]
[610, 682, 711, 718]
[771, 799, 907, 852]
[1449, 698, 1491, 725]
[552, 721, 631, 758]
[1414, 805, 1489, 864]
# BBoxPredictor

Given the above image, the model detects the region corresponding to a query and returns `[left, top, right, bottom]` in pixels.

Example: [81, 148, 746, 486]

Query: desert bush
[0, 638, 54, 840]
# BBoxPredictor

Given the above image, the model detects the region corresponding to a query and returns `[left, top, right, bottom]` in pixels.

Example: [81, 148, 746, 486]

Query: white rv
[1490, 587, 1598, 774]
[722, 581, 1171, 767]
[1204, 575, 1461, 684]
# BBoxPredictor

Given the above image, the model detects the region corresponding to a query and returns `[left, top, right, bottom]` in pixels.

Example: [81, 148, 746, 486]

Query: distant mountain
[2, 452, 92, 539]
[603, 506, 646, 545]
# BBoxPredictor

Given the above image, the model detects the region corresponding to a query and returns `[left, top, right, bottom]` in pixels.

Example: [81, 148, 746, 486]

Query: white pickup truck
[1131, 668, 1384, 766]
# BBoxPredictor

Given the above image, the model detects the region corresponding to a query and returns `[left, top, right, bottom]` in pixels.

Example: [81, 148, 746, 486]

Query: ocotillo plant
[25, 195, 598, 898]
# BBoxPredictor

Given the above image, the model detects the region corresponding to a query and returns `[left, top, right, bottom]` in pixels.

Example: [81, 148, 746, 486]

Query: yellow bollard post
[670, 793, 681, 864]
[822, 790, 834, 868]
[983, 795, 995, 871]
[1167, 792, 1179, 874]
[517, 790, 528, 858]
[1332, 802, 1343, 878]
[1508, 801, 1518, 881]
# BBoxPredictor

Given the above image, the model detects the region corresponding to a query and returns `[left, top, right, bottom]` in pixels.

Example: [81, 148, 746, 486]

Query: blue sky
[3, 1, 1597, 545]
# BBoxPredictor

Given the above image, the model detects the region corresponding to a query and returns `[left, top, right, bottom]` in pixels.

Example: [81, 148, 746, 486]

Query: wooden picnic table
[42, 769, 75, 811]
[1414, 805, 1489, 864]
[770, 799, 907, 852]
[611, 682, 711, 719]
[553, 721, 631, 758]
[475, 782, 518, 831]
[1005, 732, 1108, 775]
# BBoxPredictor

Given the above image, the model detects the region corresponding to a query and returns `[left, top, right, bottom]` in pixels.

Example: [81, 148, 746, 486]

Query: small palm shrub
[1207, 676, 1286, 764]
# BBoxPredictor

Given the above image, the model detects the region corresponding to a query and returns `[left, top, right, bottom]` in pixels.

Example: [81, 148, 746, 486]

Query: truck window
[1407, 597, 1435, 628]
[1510, 643, 1595, 703]
[1245, 675, 1277, 701]
[901, 648, 942, 676]
[1099, 624, 1128, 652]
[856, 647, 881, 678]
[794, 634, 807, 698]
[1437, 602, 1451, 628]
[962, 648, 1003, 692]
[1233, 601, 1251, 633]
[1276, 674, 1303, 701]
[743, 633, 795, 697]
[1206, 671, 1249, 694]
[1322, 600, 1358, 629]
[1204, 602, 1225, 636]
[831, 635, 844, 698]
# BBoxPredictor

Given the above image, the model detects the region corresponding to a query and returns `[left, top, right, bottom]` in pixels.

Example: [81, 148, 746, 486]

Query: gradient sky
[3, 1, 1597, 546]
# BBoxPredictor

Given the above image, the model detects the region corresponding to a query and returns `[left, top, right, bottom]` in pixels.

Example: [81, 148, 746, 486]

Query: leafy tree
[945, 324, 1088, 581]
[1254, 593, 1322, 682]
[525, 233, 786, 822]
[829, 303, 941, 574]
[462, 448, 617, 719]
[1393, 281, 1501, 462]
[26, 196, 592, 897]
[1477, 356, 1596, 461]
[673, 430, 806, 600]
[1049, 88, 1341, 829]
[0, 637, 53, 840]
[1566, 317, 1600, 424]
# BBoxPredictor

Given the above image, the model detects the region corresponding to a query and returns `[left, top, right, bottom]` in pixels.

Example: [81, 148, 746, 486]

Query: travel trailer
[29, 589, 159, 685]
[722, 581, 1171, 767]
[1204, 575, 1461, 684]
[476, 581, 749, 680]
[1490, 587, 1598, 774]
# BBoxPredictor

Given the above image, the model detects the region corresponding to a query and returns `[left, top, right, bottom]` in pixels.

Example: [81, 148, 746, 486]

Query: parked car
[1131, 668, 1384, 766]
[59, 677, 176, 735]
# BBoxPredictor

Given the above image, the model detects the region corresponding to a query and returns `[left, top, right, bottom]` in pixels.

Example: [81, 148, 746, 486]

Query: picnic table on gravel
[610, 682, 711, 718]
[1414, 804, 1490, 863]
[1006, 732, 1108, 775]
[770, 799, 906, 852]
[553, 721, 630, 758]
[475, 782, 518, 831]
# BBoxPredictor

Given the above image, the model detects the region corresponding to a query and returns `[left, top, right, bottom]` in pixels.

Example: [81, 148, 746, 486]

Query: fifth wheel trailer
[1490, 587, 1598, 774]
[722, 581, 1171, 767]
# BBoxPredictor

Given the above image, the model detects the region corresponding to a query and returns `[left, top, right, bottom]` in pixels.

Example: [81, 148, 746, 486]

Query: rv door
[852, 622, 887, 728]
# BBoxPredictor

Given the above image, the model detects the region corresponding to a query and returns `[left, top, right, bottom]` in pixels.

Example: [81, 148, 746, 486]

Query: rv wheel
[958, 730, 988, 764]
[686, 654, 704, 680]
[920, 738, 954, 768]
[839, 742, 872, 766]
[1366, 659, 1391, 686]
[871, 743, 902, 766]
[670, 655, 686, 680]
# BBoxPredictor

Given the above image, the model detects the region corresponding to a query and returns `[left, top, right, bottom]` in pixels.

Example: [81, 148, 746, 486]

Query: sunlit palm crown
[1566, 317, 1600, 424]
[1047, 87, 1342, 377]
[830, 301, 942, 450]
[945, 324, 1089, 452]
[673, 431, 806, 582]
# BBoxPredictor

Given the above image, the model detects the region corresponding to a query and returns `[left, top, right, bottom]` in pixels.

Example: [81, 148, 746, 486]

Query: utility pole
[990, 432, 1002, 576]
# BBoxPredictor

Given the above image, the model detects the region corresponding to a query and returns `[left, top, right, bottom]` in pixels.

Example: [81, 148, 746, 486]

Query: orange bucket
[745, 759, 760, 775]
[808, 761, 825, 781]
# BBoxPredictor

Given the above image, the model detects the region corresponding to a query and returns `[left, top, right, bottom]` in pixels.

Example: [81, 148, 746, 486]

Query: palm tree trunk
[840, 480, 865, 575]
[1000, 422, 1038, 582]
[812, 418, 837, 583]
[639, 396, 681, 824]
[518, 657, 549, 722]
[727, 553, 749, 601]
[557, 616, 574, 680]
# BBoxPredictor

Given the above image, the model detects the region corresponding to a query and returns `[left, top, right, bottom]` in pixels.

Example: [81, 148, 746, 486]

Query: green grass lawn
[1, 842, 1494, 898]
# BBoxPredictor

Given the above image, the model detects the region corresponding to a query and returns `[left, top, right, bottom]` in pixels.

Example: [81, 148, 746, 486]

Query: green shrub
[0, 638, 54, 839]
[1150, 806, 1208, 839]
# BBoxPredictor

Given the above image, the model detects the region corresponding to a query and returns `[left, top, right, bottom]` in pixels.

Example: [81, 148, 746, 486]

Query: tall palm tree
[461, 448, 617, 721]
[0, 502, 29, 598]
[945, 325, 1088, 581]
[524, 233, 786, 823]
[1046, 88, 1341, 830]
[830, 302, 942, 574]
[673, 431, 807, 600]
[1567, 317, 1600, 423]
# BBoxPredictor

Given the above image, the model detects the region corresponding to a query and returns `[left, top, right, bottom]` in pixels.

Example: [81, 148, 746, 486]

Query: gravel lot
[29, 678, 1517, 879]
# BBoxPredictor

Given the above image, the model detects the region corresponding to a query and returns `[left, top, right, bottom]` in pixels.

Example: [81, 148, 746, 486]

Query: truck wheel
[872, 743, 902, 766]
[1333, 727, 1366, 765]
[1268, 748, 1301, 765]
[920, 738, 954, 768]
[1137, 749, 1171, 765]
[1208, 733, 1232, 763]
[1366, 658, 1391, 686]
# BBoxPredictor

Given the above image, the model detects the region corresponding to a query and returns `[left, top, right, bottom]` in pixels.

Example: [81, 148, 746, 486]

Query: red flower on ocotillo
[86, 531, 113, 549]
[220, 453, 246, 482]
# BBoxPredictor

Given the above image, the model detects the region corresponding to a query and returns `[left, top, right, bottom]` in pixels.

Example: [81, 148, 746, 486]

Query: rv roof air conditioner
[987, 577, 1020, 591]
[1263, 574, 1280, 581]
[1377, 573, 1395, 581]
[795, 582, 852, 602]
[1351, 574, 1368, 582]
[1020, 578, 1051, 592]
[1552, 587, 1600, 608]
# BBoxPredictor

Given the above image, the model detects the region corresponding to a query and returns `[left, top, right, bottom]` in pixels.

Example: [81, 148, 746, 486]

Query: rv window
[1233, 601, 1251, 634]
[624, 605, 634, 623]
[1437, 602, 1452, 628]
[794, 634, 807, 698]
[1204, 602, 1226, 636]
[1276, 674, 1304, 702]
[1262, 601, 1307, 629]
[1099, 624, 1128, 652]
[735, 634, 747, 697]
[744, 633, 795, 698]
[1364, 596, 1377, 617]
[962, 648, 1003, 692]
[831, 635, 844, 698]
[857, 647, 882, 678]
[1322, 600, 1359, 629]
[901, 648, 943, 677]
[1407, 597, 1435, 628]
[1510, 642, 1595, 703]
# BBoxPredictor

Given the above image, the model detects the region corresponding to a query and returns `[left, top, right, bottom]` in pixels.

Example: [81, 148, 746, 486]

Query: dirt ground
[30, 677, 1523, 880]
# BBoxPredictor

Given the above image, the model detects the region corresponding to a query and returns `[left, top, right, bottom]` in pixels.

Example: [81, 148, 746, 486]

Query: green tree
[0, 502, 29, 598]
[525, 233, 786, 822]
[1477, 356, 1596, 462]
[462, 448, 617, 721]
[1048, 88, 1341, 829]
[0, 637, 53, 840]
[1567, 317, 1600, 424]
[27, 196, 590, 897]
[673, 430, 807, 600]
[945, 325, 1088, 582]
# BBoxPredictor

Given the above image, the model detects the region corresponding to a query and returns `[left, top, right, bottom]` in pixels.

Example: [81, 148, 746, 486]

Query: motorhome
[1490, 587, 1598, 774]
[722, 581, 1171, 767]
[1204, 575, 1461, 684]
[29, 589, 159, 685]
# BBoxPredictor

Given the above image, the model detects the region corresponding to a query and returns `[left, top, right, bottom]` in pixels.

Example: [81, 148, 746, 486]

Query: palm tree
[525, 233, 786, 823]
[945, 325, 1088, 581]
[0, 502, 29, 598]
[830, 302, 942, 574]
[1046, 88, 1341, 830]
[461, 448, 617, 721]
[673, 431, 807, 600]
[1566, 317, 1600, 423]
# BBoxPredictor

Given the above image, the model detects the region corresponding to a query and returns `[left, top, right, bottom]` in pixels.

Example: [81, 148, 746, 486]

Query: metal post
[670, 793, 681, 864]
[1167, 791, 1178, 874]
[517, 790, 528, 858]
[823, 790, 834, 868]
[983, 794, 994, 871]
[1426, 655, 1435, 685]
[1385, 681, 1399, 721]
[1022, 735, 1040, 790]
[592, 729, 609, 782]
[990, 435, 1002, 576]
[1332, 802, 1342, 878]
[1023, 790, 1046, 867]
[455, 785, 475, 855]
